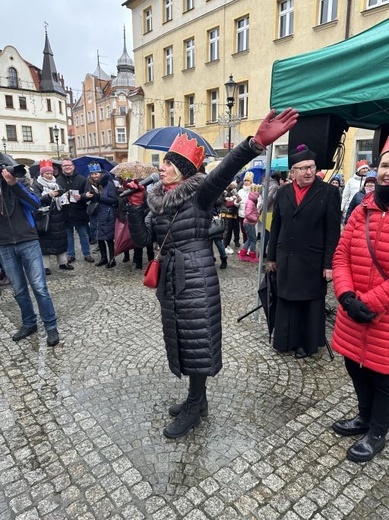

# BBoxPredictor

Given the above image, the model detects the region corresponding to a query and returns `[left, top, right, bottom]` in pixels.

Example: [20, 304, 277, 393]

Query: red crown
[168, 134, 205, 170]
[40, 159, 53, 168]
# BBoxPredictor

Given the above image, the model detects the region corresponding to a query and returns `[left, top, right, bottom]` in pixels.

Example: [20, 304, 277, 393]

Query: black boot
[163, 401, 201, 438]
[105, 241, 116, 268]
[332, 415, 370, 436]
[165, 375, 206, 437]
[220, 258, 227, 270]
[347, 432, 386, 462]
[169, 388, 208, 417]
[96, 241, 108, 266]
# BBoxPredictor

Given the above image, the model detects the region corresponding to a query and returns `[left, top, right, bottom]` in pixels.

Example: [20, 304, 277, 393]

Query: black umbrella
[258, 271, 277, 343]
[29, 160, 63, 178]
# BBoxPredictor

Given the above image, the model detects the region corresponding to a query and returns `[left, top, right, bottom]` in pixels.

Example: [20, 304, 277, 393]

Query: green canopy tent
[270, 18, 389, 129]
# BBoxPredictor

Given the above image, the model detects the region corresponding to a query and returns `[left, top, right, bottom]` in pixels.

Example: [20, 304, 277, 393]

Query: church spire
[40, 23, 65, 95]
[112, 25, 135, 88]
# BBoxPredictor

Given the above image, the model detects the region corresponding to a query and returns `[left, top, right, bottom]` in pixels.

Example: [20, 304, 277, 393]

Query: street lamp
[53, 125, 60, 159]
[224, 74, 237, 151]
[1, 137, 6, 155]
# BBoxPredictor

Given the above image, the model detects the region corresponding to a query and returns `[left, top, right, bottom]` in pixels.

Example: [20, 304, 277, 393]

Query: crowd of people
[2, 106, 389, 463]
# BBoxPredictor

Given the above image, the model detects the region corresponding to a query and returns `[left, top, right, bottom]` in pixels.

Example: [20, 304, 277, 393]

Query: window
[185, 94, 195, 126]
[208, 28, 219, 61]
[61, 128, 65, 144]
[92, 132, 96, 146]
[319, 0, 337, 24]
[8, 67, 18, 88]
[106, 105, 111, 118]
[144, 7, 152, 33]
[82, 135, 86, 147]
[166, 100, 175, 126]
[59, 101, 63, 114]
[99, 107, 104, 121]
[107, 129, 112, 145]
[164, 0, 173, 22]
[208, 89, 219, 122]
[75, 116, 79, 126]
[6, 125, 17, 141]
[80, 114, 84, 125]
[77, 136, 81, 148]
[101, 131, 105, 145]
[116, 128, 126, 143]
[184, 0, 194, 10]
[146, 55, 154, 82]
[367, 0, 389, 6]
[19, 97, 27, 110]
[5, 95, 14, 109]
[147, 104, 155, 130]
[236, 16, 249, 52]
[185, 38, 195, 69]
[47, 99, 52, 112]
[119, 106, 127, 115]
[91, 110, 95, 122]
[165, 46, 173, 75]
[237, 82, 248, 118]
[279, 0, 294, 38]
[22, 126, 33, 142]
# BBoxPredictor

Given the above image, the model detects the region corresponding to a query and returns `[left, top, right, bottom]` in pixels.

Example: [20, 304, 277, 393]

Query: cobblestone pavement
[0, 245, 388, 520]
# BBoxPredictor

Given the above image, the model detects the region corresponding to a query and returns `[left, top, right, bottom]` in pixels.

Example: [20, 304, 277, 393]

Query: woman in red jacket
[332, 139, 389, 463]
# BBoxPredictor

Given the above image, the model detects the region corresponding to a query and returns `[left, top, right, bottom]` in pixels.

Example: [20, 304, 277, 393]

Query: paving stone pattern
[0, 247, 388, 519]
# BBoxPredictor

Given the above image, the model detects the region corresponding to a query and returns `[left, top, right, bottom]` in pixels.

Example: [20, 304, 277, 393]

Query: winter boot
[238, 248, 249, 261]
[220, 258, 227, 269]
[105, 240, 116, 268]
[248, 251, 259, 263]
[163, 401, 201, 438]
[169, 388, 208, 417]
[96, 241, 108, 266]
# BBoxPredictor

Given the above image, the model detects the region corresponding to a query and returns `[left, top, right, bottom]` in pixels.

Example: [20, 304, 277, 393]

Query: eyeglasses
[293, 165, 317, 173]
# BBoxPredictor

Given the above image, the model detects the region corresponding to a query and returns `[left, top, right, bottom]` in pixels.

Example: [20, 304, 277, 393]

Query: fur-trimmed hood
[147, 173, 206, 214]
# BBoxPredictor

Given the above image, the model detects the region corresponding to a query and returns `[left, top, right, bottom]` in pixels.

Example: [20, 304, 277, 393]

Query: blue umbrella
[133, 126, 217, 157]
[73, 155, 116, 177]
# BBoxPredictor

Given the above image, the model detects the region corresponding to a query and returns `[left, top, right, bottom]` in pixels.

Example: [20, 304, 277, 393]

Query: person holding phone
[32, 160, 74, 274]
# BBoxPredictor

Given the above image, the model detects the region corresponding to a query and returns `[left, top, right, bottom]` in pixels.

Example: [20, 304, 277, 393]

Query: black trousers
[345, 357, 389, 437]
[188, 374, 207, 404]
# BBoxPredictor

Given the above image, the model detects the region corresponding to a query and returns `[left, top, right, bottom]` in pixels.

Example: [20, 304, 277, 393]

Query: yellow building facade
[124, 0, 389, 179]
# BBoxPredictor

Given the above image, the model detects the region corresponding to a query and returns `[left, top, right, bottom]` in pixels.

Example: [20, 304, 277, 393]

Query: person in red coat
[332, 137, 389, 463]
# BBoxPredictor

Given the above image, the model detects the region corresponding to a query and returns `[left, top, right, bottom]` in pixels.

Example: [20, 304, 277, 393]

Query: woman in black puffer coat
[32, 163, 72, 275]
[126, 109, 298, 439]
[85, 166, 118, 268]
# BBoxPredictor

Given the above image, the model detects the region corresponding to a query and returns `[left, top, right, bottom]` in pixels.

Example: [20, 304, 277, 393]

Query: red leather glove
[126, 180, 146, 206]
[253, 108, 298, 148]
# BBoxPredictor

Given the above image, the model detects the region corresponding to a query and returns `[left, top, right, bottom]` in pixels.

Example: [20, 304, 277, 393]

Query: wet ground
[0, 245, 388, 520]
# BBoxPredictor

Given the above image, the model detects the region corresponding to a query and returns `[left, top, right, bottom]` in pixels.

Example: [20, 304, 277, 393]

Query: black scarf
[374, 185, 389, 212]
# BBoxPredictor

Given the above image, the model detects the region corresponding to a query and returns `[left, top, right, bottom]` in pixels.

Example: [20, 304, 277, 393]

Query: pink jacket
[243, 192, 259, 224]
[332, 192, 389, 373]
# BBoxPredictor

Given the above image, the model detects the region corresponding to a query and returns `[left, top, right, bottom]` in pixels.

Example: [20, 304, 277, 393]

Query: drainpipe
[345, 0, 352, 39]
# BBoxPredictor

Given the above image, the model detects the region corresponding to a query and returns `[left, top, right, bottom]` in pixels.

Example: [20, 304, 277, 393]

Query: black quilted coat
[127, 138, 260, 378]
[32, 181, 67, 256]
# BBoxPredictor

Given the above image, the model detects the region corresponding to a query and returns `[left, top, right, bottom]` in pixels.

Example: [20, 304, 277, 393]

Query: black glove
[339, 292, 377, 323]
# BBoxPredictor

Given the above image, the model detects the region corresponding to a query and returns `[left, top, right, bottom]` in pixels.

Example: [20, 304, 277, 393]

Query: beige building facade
[124, 0, 389, 178]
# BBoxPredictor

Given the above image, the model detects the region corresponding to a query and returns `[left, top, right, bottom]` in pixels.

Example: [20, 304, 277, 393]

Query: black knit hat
[288, 144, 317, 169]
[164, 151, 197, 177]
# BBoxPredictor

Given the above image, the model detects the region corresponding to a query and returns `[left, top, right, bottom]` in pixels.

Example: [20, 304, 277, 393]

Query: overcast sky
[2, 0, 133, 99]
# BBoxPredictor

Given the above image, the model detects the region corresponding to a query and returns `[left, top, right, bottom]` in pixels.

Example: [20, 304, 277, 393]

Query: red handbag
[143, 259, 161, 288]
[142, 211, 178, 289]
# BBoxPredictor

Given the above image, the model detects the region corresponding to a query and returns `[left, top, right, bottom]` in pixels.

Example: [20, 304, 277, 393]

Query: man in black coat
[267, 144, 341, 358]
[57, 158, 94, 263]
